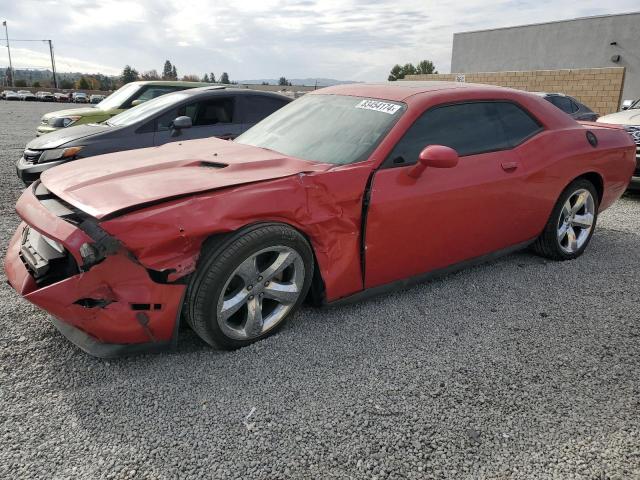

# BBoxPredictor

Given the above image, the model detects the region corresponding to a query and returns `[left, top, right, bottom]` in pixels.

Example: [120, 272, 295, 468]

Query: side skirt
[325, 239, 535, 308]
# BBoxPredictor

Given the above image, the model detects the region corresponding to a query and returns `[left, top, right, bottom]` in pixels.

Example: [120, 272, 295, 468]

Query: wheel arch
[194, 221, 327, 306]
[571, 171, 604, 204]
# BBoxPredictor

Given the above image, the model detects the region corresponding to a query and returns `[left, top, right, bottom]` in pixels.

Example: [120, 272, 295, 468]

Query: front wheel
[532, 179, 599, 260]
[185, 224, 314, 350]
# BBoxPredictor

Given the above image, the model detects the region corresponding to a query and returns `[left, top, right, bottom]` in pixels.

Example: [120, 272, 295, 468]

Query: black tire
[532, 178, 599, 261]
[185, 223, 314, 350]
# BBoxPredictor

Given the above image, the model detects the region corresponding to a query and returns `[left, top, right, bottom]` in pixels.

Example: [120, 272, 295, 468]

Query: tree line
[121, 60, 232, 85]
[388, 60, 437, 81]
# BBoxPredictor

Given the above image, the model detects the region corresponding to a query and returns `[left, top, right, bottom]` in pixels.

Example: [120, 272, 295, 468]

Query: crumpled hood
[597, 110, 640, 126]
[40, 137, 331, 219]
[27, 123, 112, 149]
[41, 106, 106, 120]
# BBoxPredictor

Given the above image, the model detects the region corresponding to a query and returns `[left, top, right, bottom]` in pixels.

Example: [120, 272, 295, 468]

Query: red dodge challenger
[4, 82, 636, 357]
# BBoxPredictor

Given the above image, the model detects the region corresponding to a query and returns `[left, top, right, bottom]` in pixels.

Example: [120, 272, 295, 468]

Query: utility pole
[48, 40, 57, 88]
[2, 21, 13, 87]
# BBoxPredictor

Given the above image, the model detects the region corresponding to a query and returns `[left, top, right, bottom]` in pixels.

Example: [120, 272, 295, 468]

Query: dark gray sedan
[16, 87, 292, 185]
[535, 92, 598, 121]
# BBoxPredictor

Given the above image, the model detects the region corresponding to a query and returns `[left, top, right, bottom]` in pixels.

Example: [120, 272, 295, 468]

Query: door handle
[501, 161, 519, 172]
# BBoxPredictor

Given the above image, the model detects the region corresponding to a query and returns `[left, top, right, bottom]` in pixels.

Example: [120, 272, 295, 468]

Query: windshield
[96, 83, 141, 110]
[235, 94, 405, 165]
[107, 92, 189, 127]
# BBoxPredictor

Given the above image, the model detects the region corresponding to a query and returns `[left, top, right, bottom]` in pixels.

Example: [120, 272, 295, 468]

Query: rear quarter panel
[516, 124, 635, 235]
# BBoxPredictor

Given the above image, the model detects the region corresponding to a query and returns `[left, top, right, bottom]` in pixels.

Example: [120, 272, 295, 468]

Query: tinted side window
[387, 102, 541, 166]
[244, 96, 289, 123]
[155, 104, 191, 132]
[136, 86, 183, 102]
[548, 96, 576, 114]
[192, 98, 234, 125]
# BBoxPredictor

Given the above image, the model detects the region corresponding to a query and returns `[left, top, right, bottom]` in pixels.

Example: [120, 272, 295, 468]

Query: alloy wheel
[216, 246, 305, 340]
[556, 188, 595, 254]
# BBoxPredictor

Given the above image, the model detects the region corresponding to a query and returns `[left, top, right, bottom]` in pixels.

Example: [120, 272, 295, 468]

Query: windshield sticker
[356, 99, 401, 115]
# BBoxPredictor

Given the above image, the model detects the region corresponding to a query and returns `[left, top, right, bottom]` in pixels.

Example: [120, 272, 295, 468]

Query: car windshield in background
[107, 92, 189, 127]
[235, 94, 406, 165]
[96, 83, 141, 110]
[629, 99, 640, 110]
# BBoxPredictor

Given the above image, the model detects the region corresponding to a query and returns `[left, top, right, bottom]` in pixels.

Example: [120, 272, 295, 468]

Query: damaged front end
[4, 182, 186, 357]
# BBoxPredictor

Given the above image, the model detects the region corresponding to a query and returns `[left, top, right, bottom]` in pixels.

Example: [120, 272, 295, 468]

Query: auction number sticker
[356, 99, 401, 115]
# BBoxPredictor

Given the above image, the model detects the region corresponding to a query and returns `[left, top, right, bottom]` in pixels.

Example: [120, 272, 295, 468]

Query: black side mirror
[171, 116, 192, 136]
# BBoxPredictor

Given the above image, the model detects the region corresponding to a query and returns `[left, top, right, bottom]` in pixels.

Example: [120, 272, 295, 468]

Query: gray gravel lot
[0, 101, 639, 479]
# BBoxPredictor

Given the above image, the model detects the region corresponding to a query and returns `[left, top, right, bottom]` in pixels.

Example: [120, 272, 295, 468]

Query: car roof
[168, 86, 292, 100]
[313, 81, 518, 102]
[129, 80, 213, 87]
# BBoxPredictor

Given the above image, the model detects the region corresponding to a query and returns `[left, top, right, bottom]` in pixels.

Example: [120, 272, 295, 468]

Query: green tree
[388, 64, 404, 81]
[15, 79, 26, 87]
[210, 72, 216, 83]
[32, 81, 41, 88]
[141, 70, 160, 80]
[60, 79, 74, 89]
[121, 65, 139, 84]
[278, 76, 288, 86]
[416, 60, 437, 74]
[162, 60, 173, 80]
[203, 73, 210, 83]
[77, 77, 90, 89]
[388, 60, 437, 81]
[220, 72, 230, 84]
[171, 65, 178, 80]
[402, 63, 417, 77]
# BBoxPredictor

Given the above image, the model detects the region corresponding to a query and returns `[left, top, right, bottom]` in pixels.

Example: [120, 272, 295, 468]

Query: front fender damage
[100, 166, 373, 301]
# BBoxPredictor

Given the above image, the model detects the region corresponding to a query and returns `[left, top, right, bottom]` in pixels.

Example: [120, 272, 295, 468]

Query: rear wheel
[186, 224, 314, 349]
[532, 179, 598, 260]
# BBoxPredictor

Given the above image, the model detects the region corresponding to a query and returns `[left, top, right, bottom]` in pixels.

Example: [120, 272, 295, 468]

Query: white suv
[597, 99, 640, 189]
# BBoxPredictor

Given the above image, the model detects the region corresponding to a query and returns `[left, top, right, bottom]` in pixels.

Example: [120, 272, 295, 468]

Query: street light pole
[2, 21, 13, 87]
[48, 40, 57, 89]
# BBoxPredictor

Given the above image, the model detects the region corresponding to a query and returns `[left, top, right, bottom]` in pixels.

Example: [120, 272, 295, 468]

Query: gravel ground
[0, 101, 639, 480]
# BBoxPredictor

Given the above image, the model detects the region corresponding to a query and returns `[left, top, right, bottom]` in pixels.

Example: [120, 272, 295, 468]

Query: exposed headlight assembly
[38, 146, 84, 163]
[48, 115, 81, 128]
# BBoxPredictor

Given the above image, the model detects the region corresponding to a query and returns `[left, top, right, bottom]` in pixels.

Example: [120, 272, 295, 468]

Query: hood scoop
[198, 161, 228, 169]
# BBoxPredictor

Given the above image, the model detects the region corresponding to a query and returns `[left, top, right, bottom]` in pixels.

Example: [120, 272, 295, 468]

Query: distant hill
[238, 78, 357, 87]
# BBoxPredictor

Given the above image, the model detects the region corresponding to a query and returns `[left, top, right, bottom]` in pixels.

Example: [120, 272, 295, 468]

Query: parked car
[37, 81, 212, 135]
[53, 92, 70, 103]
[4, 82, 635, 357]
[2, 90, 19, 100]
[72, 92, 88, 103]
[597, 98, 640, 189]
[621, 99, 634, 110]
[36, 91, 55, 102]
[534, 92, 598, 121]
[90, 94, 105, 104]
[17, 90, 37, 101]
[17, 87, 291, 184]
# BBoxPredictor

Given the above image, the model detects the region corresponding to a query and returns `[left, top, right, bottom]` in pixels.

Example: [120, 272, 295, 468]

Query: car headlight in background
[48, 115, 81, 128]
[38, 146, 84, 163]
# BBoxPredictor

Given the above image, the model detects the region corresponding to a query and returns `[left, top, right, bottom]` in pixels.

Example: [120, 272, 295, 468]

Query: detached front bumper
[3, 185, 187, 357]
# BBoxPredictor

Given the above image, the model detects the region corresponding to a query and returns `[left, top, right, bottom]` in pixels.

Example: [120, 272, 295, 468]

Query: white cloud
[0, 0, 638, 82]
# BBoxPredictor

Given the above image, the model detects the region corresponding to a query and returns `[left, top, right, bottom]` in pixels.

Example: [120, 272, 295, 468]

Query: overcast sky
[0, 1, 638, 82]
